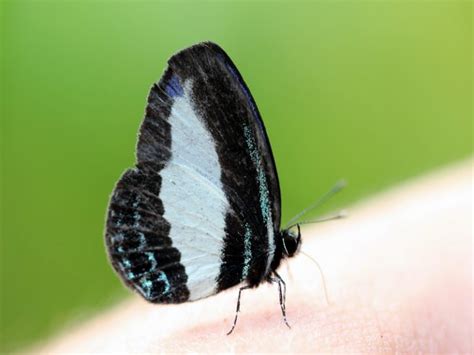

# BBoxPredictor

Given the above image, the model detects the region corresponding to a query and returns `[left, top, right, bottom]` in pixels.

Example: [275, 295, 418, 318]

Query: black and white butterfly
[105, 42, 309, 333]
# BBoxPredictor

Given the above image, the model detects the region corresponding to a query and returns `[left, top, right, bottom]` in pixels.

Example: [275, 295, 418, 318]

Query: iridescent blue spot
[122, 259, 131, 268]
[243, 125, 271, 223]
[157, 271, 171, 294]
[127, 271, 135, 280]
[141, 278, 153, 298]
[166, 75, 184, 97]
[133, 212, 140, 227]
[138, 232, 146, 247]
[241, 223, 252, 281]
[146, 252, 157, 271]
[133, 199, 141, 227]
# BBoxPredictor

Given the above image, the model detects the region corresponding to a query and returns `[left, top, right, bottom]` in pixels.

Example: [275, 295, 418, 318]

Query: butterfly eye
[296, 224, 302, 252]
[281, 229, 300, 257]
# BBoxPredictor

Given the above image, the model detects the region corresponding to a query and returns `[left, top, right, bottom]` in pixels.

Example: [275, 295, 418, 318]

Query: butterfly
[105, 42, 307, 334]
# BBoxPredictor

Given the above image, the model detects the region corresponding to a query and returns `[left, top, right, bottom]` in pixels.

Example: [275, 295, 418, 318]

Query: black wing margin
[105, 65, 191, 303]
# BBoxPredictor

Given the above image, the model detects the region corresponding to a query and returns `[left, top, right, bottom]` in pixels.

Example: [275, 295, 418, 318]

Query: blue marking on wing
[243, 124, 271, 225]
[157, 271, 171, 294]
[139, 271, 171, 299]
[165, 75, 184, 98]
[241, 223, 253, 281]
[141, 278, 154, 298]
[122, 259, 131, 268]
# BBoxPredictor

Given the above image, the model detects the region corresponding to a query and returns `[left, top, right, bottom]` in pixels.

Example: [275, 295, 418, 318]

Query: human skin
[33, 160, 472, 353]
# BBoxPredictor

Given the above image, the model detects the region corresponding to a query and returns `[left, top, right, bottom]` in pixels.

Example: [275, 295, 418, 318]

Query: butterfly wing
[105, 42, 281, 303]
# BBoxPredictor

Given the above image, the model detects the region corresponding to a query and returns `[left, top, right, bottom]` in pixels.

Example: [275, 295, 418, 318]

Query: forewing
[163, 43, 282, 289]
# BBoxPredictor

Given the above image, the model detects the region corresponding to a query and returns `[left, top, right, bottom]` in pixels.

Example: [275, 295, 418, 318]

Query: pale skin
[33, 160, 472, 353]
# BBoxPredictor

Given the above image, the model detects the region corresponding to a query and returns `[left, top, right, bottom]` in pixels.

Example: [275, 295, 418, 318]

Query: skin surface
[32, 160, 472, 353]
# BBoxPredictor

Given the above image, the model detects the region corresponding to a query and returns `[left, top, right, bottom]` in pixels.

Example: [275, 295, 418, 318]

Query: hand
[35, 160, 472, 353]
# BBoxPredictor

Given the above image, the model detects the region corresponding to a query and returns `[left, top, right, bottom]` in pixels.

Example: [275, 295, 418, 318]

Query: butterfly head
[281, 224, 302, 258]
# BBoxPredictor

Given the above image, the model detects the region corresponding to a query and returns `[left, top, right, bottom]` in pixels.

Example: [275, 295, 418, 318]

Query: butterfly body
[105, 42, 301, 308]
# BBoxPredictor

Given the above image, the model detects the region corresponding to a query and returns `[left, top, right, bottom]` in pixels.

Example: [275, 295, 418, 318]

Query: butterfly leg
[271, 271, 291, 329]
[227, 285, 252, 335]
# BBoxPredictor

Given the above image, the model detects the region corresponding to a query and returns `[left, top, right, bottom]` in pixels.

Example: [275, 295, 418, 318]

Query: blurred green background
[1, 0, 472, 352]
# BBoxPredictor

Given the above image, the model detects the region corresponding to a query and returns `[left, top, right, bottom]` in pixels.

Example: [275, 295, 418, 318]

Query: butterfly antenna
[287, 210, 348, 230]
[284, 179, 347, 229]
[300, 251, 331, 306]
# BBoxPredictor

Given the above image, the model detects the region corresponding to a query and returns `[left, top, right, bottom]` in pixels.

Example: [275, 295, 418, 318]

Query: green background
[1, 0, 471, 352]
